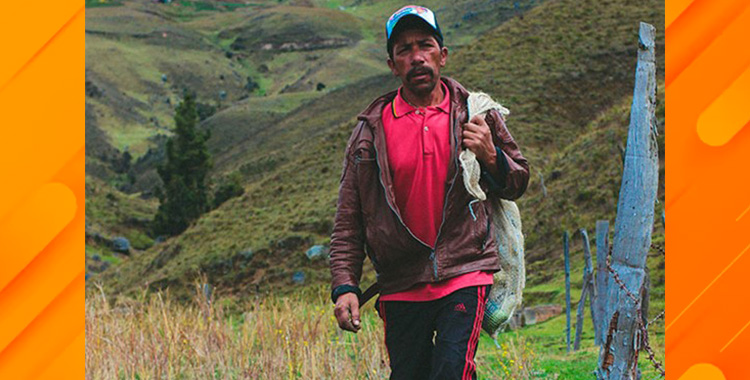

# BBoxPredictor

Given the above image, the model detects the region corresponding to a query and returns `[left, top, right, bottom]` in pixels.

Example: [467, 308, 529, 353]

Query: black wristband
[331, 284, 362, 304]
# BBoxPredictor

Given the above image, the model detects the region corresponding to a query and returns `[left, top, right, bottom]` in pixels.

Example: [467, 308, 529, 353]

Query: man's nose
[410, 51, 426, 65]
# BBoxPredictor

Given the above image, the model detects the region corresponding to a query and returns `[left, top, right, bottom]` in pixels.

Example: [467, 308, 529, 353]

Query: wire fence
[604, 243, 665, 378]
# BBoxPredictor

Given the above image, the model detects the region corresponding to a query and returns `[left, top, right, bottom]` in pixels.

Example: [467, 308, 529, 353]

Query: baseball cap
[386, 5, 443, 57]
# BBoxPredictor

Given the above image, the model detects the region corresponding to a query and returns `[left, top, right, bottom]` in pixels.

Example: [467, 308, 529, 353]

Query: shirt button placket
[422, 109, 432, 155]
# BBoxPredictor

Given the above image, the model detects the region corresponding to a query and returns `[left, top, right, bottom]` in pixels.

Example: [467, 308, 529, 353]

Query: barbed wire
[647, 310, 665, 329]
[604, 243, 665, 377]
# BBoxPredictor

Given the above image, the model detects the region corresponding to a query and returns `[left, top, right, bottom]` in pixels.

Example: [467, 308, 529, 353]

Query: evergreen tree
[152, 92, 212, 236]
[115, 148, 132, 174]
[212, 171, 245, 209]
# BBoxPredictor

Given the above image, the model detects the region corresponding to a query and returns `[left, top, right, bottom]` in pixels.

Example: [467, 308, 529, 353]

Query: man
[329, 5, 529, 379]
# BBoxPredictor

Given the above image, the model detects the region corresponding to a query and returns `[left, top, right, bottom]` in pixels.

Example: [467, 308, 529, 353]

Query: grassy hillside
[208, 74, 399, 175]
[93, 0, 665, 309]
[84, 0, 546, 164]
[317, 0, 547, 46]
[447, 0, 664, 156]
[218, 6, 363, 52]
[84, 0, 550, 222]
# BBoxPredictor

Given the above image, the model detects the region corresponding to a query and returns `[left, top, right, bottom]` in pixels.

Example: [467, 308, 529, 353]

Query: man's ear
[387, 57, 398, 77]
[439, 46, 448, 67]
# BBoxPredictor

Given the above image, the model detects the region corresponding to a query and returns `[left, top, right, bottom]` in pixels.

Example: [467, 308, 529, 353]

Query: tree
[212, 171, 244, 209]
[152, 92, 212, 236]
[114, 148, 132, 174]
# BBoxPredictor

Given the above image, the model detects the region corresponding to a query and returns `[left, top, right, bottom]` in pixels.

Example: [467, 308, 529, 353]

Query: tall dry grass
[86, 283, 539, 379]
[86, 284, 389, 380]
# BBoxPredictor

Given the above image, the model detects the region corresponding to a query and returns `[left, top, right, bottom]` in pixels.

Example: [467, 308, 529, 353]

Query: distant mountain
[86, 0, 664, 305]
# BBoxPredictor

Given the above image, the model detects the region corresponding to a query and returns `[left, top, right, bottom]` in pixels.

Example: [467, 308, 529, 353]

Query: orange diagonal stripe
[667, 0, 697, 28]
[737, 204, 750, 222]
[0, 183, 77, 294]
[0, 143, 86, 353]
[34, 330, 85, 380]
[0, 209, 83, 354]
[0, 271, 82, 356]
[0, 6, 84, 94]
[0, 144, 83, 225]
[665, 0, 750, 87]
[666, 184, 692, 211]
[720, 318, 750, 353]
[666, 242, 750, 331]
[0, 271, 84, 379]
[697, 65, 750, 146]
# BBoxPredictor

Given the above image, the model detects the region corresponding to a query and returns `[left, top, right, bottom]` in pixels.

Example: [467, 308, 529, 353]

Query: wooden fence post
[564, 231, 571, 353]
[594, 220, 610, 346]
[538, 172, 548, 198]
[574, 228, 596, 350]
[596, 22, 659, 380]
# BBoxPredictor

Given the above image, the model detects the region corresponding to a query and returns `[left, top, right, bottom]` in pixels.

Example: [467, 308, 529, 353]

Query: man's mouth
[408, 68, 433, 82]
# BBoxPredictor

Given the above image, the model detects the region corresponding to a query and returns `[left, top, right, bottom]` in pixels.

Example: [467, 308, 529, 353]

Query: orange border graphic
[667, 0, 750, 379]
[0, 1, 85, 378]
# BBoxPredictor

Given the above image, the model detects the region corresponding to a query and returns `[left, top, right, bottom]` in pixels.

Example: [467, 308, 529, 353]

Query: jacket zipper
[430, 112, 462, 280]
[482, 203, 491, 250]
[371, 139, 432, 250]
[370, 106, 463, 281]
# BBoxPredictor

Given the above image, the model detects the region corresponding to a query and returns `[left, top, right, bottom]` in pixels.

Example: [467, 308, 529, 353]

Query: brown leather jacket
[329, 77, 529, 301]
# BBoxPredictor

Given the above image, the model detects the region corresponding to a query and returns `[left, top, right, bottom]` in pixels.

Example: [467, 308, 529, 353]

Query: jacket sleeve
[480, 109, 530, 200]
[329, 122, 367, 303]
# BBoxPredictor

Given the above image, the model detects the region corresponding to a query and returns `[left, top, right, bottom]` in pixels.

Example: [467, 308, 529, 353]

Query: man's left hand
[462, 115, 497, 167]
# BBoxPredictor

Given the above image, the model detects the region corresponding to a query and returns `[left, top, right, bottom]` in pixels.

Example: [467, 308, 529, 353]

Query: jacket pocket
[480, 202, 491, 251]
[471, 200, 490, 252]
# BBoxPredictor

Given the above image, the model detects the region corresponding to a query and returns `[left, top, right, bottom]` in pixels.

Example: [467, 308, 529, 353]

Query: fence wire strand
[604, 243, 665, 378]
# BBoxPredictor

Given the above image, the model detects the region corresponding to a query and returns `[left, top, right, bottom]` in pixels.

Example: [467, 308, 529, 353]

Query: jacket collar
[357, 76, 470, 124]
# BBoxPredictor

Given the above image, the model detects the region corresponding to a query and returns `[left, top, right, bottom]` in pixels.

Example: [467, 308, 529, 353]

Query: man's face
[387, 28, 448, 97]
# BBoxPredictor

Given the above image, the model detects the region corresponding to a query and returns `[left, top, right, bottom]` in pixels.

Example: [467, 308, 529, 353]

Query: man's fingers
[462, 129, 481, 138]
[462, 130, 482, 145]
[350, 303, 361, 329]
[334, 299, 360, 333]
[334, 305, 349, 322]
[334, 305, 347, 319]
[463, 122, 482, 133]
[464, 122, 491, 138]
[339, 318, 357, 332]
[335, 308, 355, 332]
[470, 115, 486, 125]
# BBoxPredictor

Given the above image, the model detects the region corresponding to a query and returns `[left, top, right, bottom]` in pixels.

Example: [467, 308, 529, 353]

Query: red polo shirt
[383, 83, 451, 247]
[380, 83, 493, 302]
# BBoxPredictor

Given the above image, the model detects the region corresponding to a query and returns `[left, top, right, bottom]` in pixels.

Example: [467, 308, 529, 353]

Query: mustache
[407, 66, 434, 80]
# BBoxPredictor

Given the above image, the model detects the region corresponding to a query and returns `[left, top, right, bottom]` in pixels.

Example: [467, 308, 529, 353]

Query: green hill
[89, 0, 665, 309]
[218, 6, 364, 52]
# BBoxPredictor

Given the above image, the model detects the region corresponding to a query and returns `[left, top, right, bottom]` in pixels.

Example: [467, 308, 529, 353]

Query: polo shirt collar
[392, 81, 450, 118]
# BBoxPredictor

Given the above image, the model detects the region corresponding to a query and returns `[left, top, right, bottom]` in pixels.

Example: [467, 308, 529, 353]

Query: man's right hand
[334, 292, 361, 333]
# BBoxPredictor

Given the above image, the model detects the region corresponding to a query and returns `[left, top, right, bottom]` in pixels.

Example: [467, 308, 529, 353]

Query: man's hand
[462, 115, 497, 167]
[334, 293, 361, 333]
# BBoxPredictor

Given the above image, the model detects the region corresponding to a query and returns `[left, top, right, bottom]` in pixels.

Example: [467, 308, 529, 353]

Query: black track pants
[377, 285, 489, 380]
